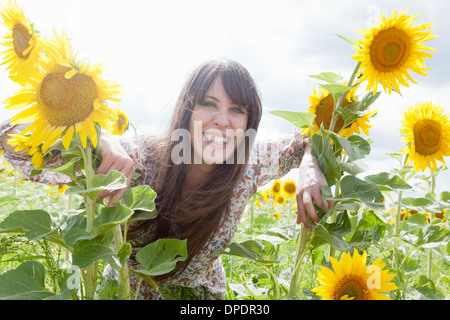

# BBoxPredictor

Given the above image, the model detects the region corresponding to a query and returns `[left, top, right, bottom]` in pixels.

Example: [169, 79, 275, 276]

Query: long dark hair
[128, 59, 262, 281]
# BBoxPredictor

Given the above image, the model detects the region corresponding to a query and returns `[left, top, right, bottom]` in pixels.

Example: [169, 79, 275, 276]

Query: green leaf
[404, 224, 450, 248]
[61, 215, 95, 248]
[269, 110, 316, 129]
[67, 170, 127, 199]
[406, 213, 428, 227]
[308, 72, 341, 84]
[325, 131, 369, 161]
[49, 160, 79, 181]
[349, 211, 386, 244]
[310, 132, 341, 186]
[0, 261, 55, 300]
[338, 107, 360, 129]
[72, 239, 121, 270]
[223, 239, 281, 267]
[93, 202, 133, 235]
[358, 91, 381, 112]
[364, 172, 412, 191]
[0, 196, 18, 207]
[338, 159, 369, 175]
[311, 224, 352, 252]
[414, 276, 446, 300]
[440, 191, 450, 202]
[134, 238, 188, 277]
[320, 84, 353, 103]
[402, 197, 434, 209]
[118, 243, 132, 266]
[123, 185, 156, 212]
[339, 175, 385, 209]
[335, 33, 358, 46]
[0, 210, 53, 241]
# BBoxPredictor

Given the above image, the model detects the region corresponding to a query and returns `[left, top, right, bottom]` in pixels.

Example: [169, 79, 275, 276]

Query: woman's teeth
[204, 132, 228, 144]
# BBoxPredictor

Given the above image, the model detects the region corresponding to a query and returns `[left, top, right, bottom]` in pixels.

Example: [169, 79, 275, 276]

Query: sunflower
[281, 179, 297, 199]
[273, 194, 286, 205]
[0, 1, 46, 82]
[311, 249, 397, 300]
[3, 30, 122, 152]
[270, 179, 282, 197]
[399, 102, 450, 172]
[352, 10, 436, 94]
[111, 107, 129, 136]
[7, 133, 45, 168]
[301, 86, 375, 137]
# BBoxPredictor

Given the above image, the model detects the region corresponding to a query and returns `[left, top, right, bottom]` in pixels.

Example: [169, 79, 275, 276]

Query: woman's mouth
[203, 132, 230, 146]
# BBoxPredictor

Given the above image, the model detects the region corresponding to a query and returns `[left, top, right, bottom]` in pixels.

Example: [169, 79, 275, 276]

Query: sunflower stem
[427, 173, 437, 281]
[393, 154, 408, 272]
[113, 224, 131, 300]
[328, 61, 361, 134]
[80, 142, 98, 300]
[288, 225, 313, 298]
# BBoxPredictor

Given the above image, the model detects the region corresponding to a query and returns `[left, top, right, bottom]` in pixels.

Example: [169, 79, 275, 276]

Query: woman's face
[189, 75, 249, 167]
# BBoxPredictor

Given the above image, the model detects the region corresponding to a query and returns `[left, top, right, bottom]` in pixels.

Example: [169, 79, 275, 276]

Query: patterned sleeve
[250, 127, 306, 188]
[0, 120, 71, 185]
[118, 133, 156, 187]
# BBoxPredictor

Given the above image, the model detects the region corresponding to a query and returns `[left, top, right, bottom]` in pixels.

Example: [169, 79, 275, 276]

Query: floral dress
[0, 120, 306, 299]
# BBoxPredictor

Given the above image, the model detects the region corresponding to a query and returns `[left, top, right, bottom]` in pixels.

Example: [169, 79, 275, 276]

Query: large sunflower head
[352, 9, 436, 94]
[301, 86, 375, 137]
[311, 249, 398, 300]
[399, 102, 450, 172]
[0, 0, 46, 82]
[3, 30, 122, 152]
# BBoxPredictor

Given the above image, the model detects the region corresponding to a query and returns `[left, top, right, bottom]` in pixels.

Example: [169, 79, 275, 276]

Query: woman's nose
[213, 110, 230, 127]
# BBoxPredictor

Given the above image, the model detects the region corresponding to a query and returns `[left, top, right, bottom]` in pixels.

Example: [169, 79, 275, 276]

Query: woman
[1, 58, 330, 299]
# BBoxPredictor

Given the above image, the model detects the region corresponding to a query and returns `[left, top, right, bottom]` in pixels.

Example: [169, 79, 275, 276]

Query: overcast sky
[1, 0, 449, 198]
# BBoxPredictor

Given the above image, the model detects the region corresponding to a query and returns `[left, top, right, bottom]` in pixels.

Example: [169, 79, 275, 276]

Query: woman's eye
[201, 101, 216, 108]
[232, 106, 246, 114]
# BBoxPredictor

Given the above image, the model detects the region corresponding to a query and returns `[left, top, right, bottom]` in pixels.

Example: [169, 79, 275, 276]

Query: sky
[1, 0, 449, 200]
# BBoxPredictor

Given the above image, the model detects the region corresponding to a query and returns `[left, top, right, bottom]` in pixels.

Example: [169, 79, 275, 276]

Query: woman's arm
[95, 132, 136, 206]
[295, 143, 333, 232]
[1, 121, 135, 200]
[251, 128, 331, 232]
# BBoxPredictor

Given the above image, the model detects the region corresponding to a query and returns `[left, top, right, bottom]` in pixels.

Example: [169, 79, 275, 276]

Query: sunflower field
[0, 2, 449, 301]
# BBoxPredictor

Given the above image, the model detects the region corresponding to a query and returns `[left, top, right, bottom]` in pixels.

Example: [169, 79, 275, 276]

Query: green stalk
[328, 61, 361, 134]
[427, 174, 437, 280]
[266, 267, 281, 300]
[393, 154, 408, 270]
[113, 225, 131, 300]
[287, 225, 313, 298]
[80, 142, 98, 300]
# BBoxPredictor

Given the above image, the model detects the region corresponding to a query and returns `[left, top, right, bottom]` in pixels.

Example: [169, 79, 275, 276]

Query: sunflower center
[334, 275, 368, 300]
[283, 183, 296, 195]
[413, 119, 442, 155]
[117, 116, 126, 130]
[39, 68, 98, 127]
[369, 27, 410, 72]
[272, 183, 280, 194]
[12, 23, 32, 59]
[314, 94, 350, 132]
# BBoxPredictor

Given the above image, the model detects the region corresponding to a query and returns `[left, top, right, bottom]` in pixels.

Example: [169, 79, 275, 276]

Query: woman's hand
[95, 132, 135, 206]
[296, 143, 332, 232]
